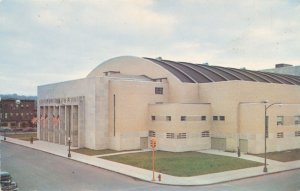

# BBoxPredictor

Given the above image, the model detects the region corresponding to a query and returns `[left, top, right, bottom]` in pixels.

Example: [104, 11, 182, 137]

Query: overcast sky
[1, 0, 299, 95]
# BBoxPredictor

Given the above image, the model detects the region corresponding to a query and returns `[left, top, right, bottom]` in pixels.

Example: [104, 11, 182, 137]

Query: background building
[38, 56, 300, 154]
[0, 98, 37, 128]
[261, 64, 300, 76]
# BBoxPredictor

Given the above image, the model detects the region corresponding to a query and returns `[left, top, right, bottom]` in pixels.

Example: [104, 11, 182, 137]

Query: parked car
[0, 171, 18, 191]
[0, 127, 12, 132]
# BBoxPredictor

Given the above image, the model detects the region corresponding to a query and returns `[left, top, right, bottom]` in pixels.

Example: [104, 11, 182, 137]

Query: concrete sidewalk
[2, 137, 300, 186]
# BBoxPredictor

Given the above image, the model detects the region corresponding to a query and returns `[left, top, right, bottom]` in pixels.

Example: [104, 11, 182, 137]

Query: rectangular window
[155, 87, 163, 95]
[201, 131, 210, 137]
[177, 133, 187, 139]
[295, 116, 300, 125]
[166, 133, 175, 139]
[4, 113, 8, 119]
[277, 132, 284, 138]
[149, 131, 156, 137]
[201, 116, 206, 121]
[295, 131, 300, 137]
[277, 116, 284, 126]
[151, 116, 156, 121]
[181, 116, 186, 121]
[213, 116, 218, 121]
[219, 116, 225, 121]
[166, 116, 171, 121]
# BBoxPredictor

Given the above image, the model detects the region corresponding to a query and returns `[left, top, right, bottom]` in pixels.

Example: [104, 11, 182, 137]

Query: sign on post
[150, 137, 157, 148]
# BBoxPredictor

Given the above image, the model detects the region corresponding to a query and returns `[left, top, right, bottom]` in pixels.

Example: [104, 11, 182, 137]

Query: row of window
[0, 112, 35, 119]
[277, 131, 300, 138]
[0, 104, 32, 110]
[149, 131, 210, 139]
[151, 115, 224, 121]
[277, 116, 300, 125]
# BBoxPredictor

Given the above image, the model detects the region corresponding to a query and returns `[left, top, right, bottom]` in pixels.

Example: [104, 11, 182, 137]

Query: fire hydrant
[158, 174, 161, 182]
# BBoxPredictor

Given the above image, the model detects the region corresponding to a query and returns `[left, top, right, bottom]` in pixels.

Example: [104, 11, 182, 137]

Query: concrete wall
[198, 80, 300, 153]
[148, 103, 211, 152]
[38, 77, 109, 149]
[108, 79, 168, 150]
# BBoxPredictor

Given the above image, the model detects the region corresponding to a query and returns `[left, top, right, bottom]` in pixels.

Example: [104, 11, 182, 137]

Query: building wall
[262, 65, 300, 76]
[240, 103, 300, 153]
[38, 77, 109, 149]
[0, 99, 36, 128]
[198, 80, 300, 153]
[108, 79, 168, 150]
[148, 103, 211, 152]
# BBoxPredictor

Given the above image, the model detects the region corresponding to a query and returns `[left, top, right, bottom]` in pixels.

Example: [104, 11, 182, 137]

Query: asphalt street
[1, 142, 300, 191]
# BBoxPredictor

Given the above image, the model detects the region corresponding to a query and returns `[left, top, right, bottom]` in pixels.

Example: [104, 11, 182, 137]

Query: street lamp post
[68, 137, 71, 158]
[262, 101, 281, 173]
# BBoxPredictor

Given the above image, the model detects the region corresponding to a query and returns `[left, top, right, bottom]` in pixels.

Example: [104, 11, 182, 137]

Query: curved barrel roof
[144, 57, 300, 85]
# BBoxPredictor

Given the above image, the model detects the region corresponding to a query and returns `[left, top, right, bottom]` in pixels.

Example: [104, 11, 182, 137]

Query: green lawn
[6, 133, 38, 141]
[253, 149, 300, 162]
[71, 148, 120, 156]
[102, 151, 262, 177]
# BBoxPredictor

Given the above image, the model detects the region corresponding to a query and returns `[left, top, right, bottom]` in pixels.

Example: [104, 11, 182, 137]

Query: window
[295, 116, 300, 125]
[201, 131, 210, 137]
[166, 116, 171, 121]
[219, 116, 225, 121]
[295, 131, 300, 137]
[201, 116, 206, 121]
[277, 116, 284, 125]
[213, 116, 218, 121]
[149, 131, 156, 137]
[177, 133, 187, 139]
[166, 133, 175, 139]
[155, 87, 163, 95]
[181, 116, 186, 121]
[4, 113, 8, 119]
[277, 132, 284, 138]
[151, 116, 156, 121]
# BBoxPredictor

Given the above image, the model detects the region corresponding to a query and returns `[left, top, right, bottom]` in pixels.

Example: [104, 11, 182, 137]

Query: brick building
[0, 98, 37, 128]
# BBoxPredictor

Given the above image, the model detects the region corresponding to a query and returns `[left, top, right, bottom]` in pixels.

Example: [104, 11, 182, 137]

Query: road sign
[150, 137, 156, 148]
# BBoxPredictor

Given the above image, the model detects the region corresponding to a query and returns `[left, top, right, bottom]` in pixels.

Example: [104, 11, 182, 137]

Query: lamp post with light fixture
[68, 136, 71, 158]
[262, 101, 282, 173]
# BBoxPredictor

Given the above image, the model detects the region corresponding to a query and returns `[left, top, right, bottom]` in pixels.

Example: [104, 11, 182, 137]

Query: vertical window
[177, 133, 187, 139]
[149, 131, 156, 137]
[181, 116, 186, 121]
[201, 116, 206, 121]
[213, 116, 218, 121]
[166, 133, 175, 139]
[219, 116, 225, 121]
[155, 87, 163, 94]
[295, 116, 300, 125]
[277, 116, 284, 126]
[151, 116, 156, 121]
[201, 131, 210, 137]
[295, 131, 300, 137]
[4, 113, 8, 119]
[166, 116, 171, 121]
[277, 132, 284, 138]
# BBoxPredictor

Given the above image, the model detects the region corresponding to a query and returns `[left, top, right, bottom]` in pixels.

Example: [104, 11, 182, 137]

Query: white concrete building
[38, 56, 300, 153]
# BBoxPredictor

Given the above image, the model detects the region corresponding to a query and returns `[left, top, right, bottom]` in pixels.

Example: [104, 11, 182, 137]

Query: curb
[2, 139, 300, 186]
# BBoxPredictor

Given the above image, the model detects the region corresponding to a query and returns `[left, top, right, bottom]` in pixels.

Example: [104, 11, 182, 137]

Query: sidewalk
[2, 137, 300, 186]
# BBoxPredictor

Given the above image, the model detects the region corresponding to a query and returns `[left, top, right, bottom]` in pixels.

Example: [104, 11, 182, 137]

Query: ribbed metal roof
[144, 57, 300, 85]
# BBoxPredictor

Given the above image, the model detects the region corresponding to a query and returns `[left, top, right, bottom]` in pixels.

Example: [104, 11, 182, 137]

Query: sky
[0, 0, 300, 95]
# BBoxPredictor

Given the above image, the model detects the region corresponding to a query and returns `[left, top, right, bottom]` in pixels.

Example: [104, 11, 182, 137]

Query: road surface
[1, 142, 299, 191]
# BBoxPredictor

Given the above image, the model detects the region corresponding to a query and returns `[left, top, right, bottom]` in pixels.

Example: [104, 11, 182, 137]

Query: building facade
[0, 99, 37, 128]
[261, 64, 300, 76]
[38, 56, 300, 154]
